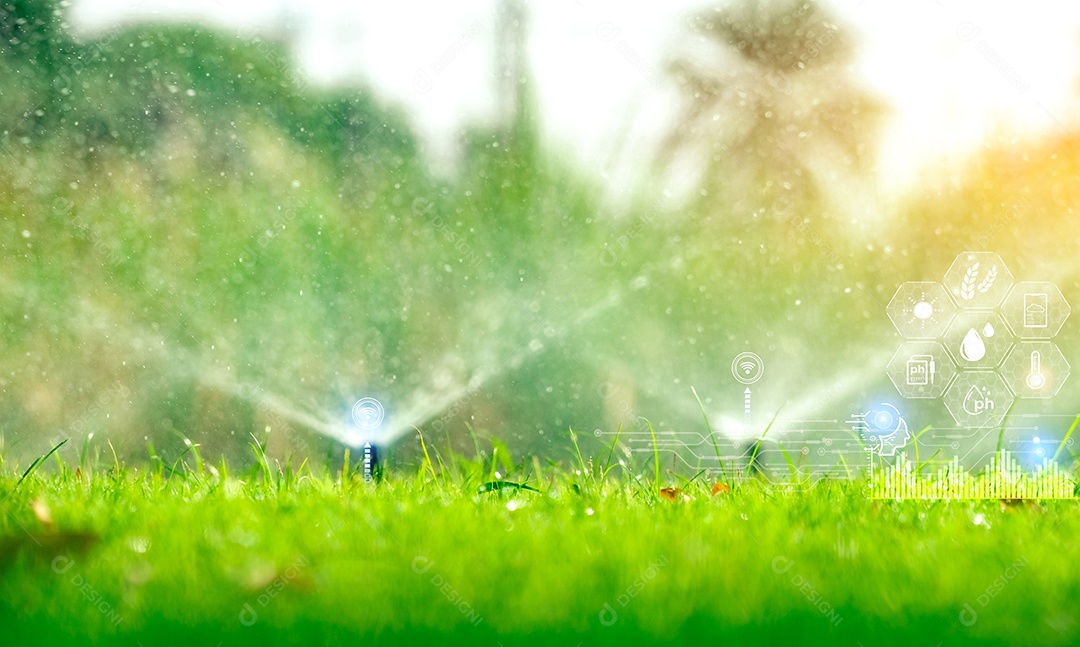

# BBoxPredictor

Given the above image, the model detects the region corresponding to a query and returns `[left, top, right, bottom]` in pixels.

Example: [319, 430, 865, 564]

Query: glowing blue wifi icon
[352, 397, 385, 431]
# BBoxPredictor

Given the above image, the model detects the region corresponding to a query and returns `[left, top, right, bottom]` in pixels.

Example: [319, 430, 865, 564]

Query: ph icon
[962, 385, 995, 416]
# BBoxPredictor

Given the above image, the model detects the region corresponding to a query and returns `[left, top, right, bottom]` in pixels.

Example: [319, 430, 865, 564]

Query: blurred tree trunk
[658, 0, 885, 224]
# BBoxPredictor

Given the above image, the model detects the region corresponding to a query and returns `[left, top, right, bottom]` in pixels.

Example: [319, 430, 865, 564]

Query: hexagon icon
[942, 252, 1014, 310]
[943, 372, 1014, 428]
[1000, 342, 1071, 399]
[1001, 282, 1071, 340]
[886, 341, 958, 399]
[886, 282, 956, 339]
[942, 312, 1014, 369]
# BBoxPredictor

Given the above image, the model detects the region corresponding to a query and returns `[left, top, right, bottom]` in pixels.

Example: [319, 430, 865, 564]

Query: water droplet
[960, 328, 986, 362]
[983, 322, 995, 337]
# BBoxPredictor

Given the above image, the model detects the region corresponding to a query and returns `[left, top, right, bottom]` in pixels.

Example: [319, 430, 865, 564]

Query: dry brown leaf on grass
[659, 487, 690, 502]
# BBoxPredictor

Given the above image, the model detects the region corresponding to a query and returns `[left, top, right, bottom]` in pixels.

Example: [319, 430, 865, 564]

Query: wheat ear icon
[960, 263, 979, 301]
[976, 265, 997, 294]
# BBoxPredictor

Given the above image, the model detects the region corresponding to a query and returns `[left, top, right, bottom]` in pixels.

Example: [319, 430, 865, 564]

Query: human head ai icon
[849, 403, 911, 457]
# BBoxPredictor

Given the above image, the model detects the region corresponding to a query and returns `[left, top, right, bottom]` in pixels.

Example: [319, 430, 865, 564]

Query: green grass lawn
[1, 438, 1079, 646]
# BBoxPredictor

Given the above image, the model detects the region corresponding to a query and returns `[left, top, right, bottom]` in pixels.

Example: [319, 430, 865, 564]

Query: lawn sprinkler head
[363, 442, 380, 483]
[351, 397, 385, 483]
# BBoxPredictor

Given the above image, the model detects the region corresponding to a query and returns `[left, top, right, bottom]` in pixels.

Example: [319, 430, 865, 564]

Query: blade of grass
[107, 439, 121, 475]
[912, 425, 932, 475]
[776, 442, 799, 481]
[836, 451, 853, 480]
[678, 468, 709, 489]
[79, 434, 93, 474]
[748, 411, 780, 475]
[914, 449, 941, 474]
[625, 465, 655, 504]
[692, 386, 729, 485]
[415, 427, 440, 486]
[249, 433, 273, 485]
[646, 419, 660, 494]
[12, 439, 68, 493]
[569, 428, 589, 487]
[602, 422, 622, 479]
[477, 481, 540, 494]
[995, 402, 1016, 456]
[1052, 414, 1080, 462]
[465, 422, 483, 464]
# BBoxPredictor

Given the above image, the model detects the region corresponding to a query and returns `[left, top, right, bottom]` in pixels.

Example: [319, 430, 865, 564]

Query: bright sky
[72, 0, 1080, 196]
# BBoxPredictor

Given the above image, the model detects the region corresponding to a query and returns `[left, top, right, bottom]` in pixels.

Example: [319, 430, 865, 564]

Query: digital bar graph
[868, 451, 1077, 499]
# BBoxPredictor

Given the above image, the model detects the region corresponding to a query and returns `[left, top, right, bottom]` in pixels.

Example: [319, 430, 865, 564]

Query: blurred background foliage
[1, 0, 1078, 470]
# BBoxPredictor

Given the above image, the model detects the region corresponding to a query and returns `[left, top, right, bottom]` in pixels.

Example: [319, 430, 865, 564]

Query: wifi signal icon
[731, 352, 764, 385]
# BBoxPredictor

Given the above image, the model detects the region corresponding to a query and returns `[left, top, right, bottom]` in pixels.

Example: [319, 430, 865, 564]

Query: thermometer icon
[1025, 351, 1046, 390]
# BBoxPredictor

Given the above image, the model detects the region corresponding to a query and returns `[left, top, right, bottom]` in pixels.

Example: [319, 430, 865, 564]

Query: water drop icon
[959, 327, 986, 362]
[983, 322, 995, 337]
